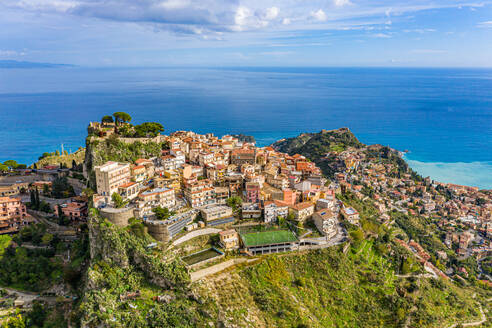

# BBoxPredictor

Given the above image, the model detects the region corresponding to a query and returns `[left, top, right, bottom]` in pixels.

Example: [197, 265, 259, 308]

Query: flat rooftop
[241, 230, 297, 247]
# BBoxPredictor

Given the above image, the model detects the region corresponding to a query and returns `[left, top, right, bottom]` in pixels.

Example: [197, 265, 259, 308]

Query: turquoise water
[0, 67, 491, 188]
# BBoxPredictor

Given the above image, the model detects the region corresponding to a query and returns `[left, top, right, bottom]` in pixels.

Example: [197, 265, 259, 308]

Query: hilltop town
[0, 113, 491, 327]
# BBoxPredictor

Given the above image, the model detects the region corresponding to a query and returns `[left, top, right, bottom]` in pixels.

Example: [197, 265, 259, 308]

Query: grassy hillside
[194, 243, 486, 328]
[33, 148, 85, 168]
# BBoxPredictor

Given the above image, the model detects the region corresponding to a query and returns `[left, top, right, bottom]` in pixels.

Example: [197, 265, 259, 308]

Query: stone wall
[145, 222, 170, 243]
[99, 207, 134, 227]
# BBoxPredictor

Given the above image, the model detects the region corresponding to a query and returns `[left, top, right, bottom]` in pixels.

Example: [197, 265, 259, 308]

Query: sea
[0, 67, 491, 189]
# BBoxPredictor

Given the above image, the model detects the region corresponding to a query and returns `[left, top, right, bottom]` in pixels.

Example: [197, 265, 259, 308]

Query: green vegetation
[51, 177, 75, 199]
[0, 245, 63, 292]
[113, 112, 132, 126]
[87, 135, 164, 167]
[101, 115, 114, 124]
[34, 147, 85, 169]
[76, 214, 212, 327]
[194, 243, 484, 328]
[272, 128, 363, 177]
[151, 206, 175, 220]
[226, 196, 242, 213]
[111, 192, 128, 209]
[241, 230, 297, 247]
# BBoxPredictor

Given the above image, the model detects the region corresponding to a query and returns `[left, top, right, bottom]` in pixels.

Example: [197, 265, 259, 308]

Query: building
[214, 186, 229, 204]
[56, 201, 88, 222]
[312, 209, 338, 238]
[94, 161, 131, 197]
[0, 197, 32, 234]
[290, 202, 315, 222]
[263, 200, 289, 223]
[231, 148, 256, 166]
[131, 165, 147, 182]
[134, 187, 176, 218]
[245, 182, 260, 203]
[0, 182, 29, 197]
[219, 229, 240, 250]
[242, 202, 262, 219]
[118, 182, 140, 201]
[200, 204, 233, 222]
[341, 207, 360, 225]
[184, 179, 216, 208]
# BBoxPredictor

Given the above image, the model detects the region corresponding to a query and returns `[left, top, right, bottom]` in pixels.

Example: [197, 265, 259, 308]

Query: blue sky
[0, 0, 491, 67]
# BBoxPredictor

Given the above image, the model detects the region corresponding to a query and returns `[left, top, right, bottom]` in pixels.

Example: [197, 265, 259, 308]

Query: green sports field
[241, 230, 298, 247]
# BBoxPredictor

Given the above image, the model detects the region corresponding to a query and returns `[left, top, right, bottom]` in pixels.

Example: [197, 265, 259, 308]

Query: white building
[94, 161, 131, 197]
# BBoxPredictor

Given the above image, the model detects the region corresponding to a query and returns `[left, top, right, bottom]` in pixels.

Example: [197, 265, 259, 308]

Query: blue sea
[0, 67, 491, 189]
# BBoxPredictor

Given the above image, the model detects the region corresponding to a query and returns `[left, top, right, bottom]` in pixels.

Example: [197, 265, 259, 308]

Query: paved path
[2, 287, 39, 304]
[447, 303, 486, 328]
[172, 228, 222, 246]
[190, 258, 257, 282]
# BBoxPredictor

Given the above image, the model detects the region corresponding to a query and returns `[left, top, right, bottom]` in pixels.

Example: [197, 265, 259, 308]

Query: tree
[41, 233, 53, 245]
[0, 164, 9, 173]
[29, 190, 35, 207]
[134, 122, 164, 138]
[349, 229, 364, 242]
[101, 115, 114, 124]
[82, 188, 95, 198]
[35, 187, 40, 209]
[152, 206, 174, 220]
[72, 159, 77, 169]
[3, 160, 18, 169]
[226, 196, 242, 212]
[111, 192, 127, 208]
[113, 112, 132, 126]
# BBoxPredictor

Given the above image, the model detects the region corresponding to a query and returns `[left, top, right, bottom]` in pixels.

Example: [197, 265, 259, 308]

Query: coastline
[403, 154, 492, 190]
[3, 130, 492, 191]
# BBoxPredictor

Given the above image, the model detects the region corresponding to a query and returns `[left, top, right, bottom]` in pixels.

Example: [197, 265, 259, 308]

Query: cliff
[84, 134, 165, 187]
[78, 212, 200, 327]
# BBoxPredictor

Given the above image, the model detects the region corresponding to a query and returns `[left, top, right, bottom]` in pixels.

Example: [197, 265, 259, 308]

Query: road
[172, 228, 222, 246]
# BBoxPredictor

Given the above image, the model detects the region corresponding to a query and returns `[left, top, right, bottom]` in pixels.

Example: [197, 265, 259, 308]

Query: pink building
[0, 197, 32, 234]
[245, 182, 260, 203]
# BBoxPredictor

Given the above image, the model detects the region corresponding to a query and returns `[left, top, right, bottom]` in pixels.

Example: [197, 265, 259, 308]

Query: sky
[0, 0, 491, 67]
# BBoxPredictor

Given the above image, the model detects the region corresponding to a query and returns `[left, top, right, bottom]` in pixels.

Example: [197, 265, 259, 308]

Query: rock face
[79, 214, 192, 327]
[83, 133, 165, 187]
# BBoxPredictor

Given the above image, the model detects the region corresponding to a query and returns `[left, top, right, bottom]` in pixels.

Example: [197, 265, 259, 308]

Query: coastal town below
[0, 113, 491, 327]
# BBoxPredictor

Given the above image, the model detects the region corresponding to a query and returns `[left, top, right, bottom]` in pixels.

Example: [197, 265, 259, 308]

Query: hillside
[33, 148, 85, 168]
[84, 135, 166, 188]
[271, 128, 364, 178]
[75, 213, 488, 328]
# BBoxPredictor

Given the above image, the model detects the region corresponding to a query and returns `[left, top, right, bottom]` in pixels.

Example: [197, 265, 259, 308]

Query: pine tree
[35, 187, 40, 209]
[30, 190, 35, 206]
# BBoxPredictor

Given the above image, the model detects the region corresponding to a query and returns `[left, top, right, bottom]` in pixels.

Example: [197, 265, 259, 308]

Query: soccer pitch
[241, 230, 298, 247]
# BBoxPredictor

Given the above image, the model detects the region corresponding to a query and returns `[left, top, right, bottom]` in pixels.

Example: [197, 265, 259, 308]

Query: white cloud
[311, 9, 327, 22]
[334, 0, 351, 7]
[477, 21, 492, 28]
[372, 33, 392, 38]
[0, 49, 25, 57]
[0, 0, 486, 38]
[261, 6, 279, 20]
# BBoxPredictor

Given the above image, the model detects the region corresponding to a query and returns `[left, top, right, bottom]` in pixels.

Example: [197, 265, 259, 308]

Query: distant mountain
[0, 60, 75, 68]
